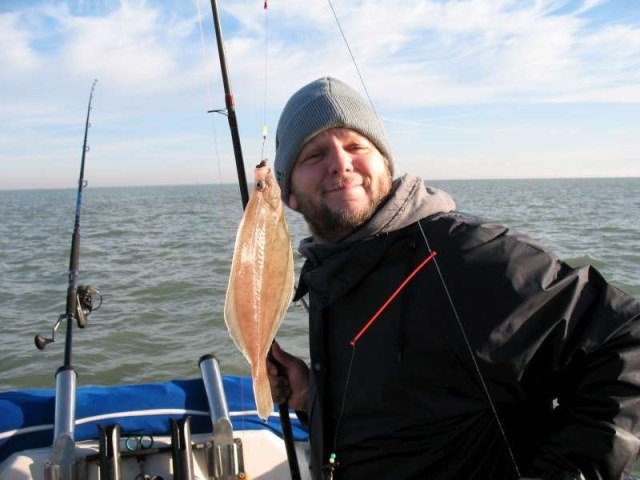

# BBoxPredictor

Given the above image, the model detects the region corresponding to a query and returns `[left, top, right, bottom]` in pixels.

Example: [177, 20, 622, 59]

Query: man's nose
[327, 146, 353, 175]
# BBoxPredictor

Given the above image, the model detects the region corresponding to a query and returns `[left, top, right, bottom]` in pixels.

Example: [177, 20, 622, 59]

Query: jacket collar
[298, 174, 455, 263]
[293, 175, 456, 304]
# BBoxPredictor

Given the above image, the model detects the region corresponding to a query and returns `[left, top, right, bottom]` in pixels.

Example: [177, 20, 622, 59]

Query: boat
[0, 359, 311, 479]
[0, 1, 310, 478]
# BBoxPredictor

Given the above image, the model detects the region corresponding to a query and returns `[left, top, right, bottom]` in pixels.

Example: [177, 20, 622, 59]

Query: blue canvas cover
[0, 376, 308, 461]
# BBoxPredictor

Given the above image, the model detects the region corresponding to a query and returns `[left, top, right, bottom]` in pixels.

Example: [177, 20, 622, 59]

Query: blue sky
[1, 0, 639, 189]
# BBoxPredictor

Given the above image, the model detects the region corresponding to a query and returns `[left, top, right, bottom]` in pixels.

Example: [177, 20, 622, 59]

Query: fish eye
[256, 181, 264, 190]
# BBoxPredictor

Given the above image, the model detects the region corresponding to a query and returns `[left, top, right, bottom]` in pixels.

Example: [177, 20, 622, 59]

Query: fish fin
[254, 362, 274, 421]
[224, 274, 247, 357]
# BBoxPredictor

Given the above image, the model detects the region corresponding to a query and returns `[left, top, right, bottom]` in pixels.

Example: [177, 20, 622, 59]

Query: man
[267, 77, 640, 480]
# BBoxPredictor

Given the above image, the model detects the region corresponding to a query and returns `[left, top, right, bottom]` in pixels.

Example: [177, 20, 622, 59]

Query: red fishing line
[350, 251, 437, 346]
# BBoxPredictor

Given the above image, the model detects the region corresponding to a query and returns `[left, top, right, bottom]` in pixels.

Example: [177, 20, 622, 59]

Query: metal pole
[199, 355, 230, 424]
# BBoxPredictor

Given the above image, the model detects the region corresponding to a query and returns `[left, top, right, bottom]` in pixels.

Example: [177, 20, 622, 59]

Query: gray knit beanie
[274, 77, 394, 205]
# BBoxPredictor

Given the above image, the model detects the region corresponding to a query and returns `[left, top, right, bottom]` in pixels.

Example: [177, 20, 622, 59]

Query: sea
[0, 177, 638, 393]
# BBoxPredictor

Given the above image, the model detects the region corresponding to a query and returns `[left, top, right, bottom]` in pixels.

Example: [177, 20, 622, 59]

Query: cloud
[0, 2, 215, 132]
[211, 0, 640, 107]
[0, 12, 40, 72]
[0, 0, 639, 189]
[54, 3, 197, 92]
[4, 0, 640, 108]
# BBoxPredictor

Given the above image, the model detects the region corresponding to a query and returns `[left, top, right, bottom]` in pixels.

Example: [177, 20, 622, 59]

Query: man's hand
[267, 341, 310, 412]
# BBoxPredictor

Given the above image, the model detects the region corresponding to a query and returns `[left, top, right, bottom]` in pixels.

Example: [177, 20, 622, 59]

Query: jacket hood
[298, 174, 456, 262]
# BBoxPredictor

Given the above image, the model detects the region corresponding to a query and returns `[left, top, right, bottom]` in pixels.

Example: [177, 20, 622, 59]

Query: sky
[1, 0, 639, 190]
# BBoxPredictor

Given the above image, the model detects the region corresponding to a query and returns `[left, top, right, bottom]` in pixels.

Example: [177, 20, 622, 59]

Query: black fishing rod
[207, 2, 301, 479]
[34, 78, 102, 479]
[208, 0, 250, 209]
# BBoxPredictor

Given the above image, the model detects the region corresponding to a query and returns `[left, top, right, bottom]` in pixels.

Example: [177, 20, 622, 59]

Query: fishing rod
[34, 78, 102, 480]
[207, 0, 249, 209]
[207, 2, 301, 479]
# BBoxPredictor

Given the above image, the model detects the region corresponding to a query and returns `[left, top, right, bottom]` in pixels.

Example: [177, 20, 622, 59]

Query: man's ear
[289, 192, 299, 211]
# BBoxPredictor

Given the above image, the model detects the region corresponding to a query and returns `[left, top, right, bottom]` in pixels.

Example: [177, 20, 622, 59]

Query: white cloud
[213, 0, 640, 107]
[0, 0, 639, 189]
[4, 0, 640, 108]
[56, 3, 187, 90]
[0, 12, 39, 72]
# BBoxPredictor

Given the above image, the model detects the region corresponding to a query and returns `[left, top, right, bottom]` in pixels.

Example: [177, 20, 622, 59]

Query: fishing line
[195, 0, 228, 193]
[416, 220, 522, 478]
[325, 2, 521, 475]
[326, 0, 378, 120]
[328, 251, 437, 477]
[259, 1, 308, 318]
[261, 0, 269, 161]
[328, 345, 356, 477]
[326, 0, 390, 151]
[196, 0, 247, 433]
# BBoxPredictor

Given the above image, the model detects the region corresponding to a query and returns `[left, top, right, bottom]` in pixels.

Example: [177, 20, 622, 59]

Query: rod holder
[199, 355, 230, 424]
[42, 367, 77, 480]
[53, 366, 77, 441]
[98, 424, 122, 480]
[171, 417, 195, 480]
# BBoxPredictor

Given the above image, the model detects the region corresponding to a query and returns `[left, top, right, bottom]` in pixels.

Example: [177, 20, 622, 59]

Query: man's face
[289, 127, 393, 243]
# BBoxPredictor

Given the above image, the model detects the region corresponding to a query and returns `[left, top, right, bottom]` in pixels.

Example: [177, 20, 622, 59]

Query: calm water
[0, 178, 638, 392]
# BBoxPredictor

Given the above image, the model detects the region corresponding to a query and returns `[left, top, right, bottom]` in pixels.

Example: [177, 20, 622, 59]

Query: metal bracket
[43, 461, 60, 480]
[43, 433, 75, 480]
[206, 418, 245, 479]
[207, 108, 229, 117]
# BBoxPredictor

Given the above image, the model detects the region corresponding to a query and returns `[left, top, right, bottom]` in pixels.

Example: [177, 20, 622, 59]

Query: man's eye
[303, 152, 321, 163]
[349, 144, 367, 152]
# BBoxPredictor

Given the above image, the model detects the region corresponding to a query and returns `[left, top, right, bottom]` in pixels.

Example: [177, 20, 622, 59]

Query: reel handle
[35, 314, 64, 351]
[35, 334, 54, 350]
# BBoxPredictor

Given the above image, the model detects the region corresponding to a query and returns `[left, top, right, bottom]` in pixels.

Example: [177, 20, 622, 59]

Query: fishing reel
[34, 286, 102, 350]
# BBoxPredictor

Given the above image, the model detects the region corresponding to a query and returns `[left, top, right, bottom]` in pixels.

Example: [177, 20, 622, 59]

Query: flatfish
[224, 160, 295, 420]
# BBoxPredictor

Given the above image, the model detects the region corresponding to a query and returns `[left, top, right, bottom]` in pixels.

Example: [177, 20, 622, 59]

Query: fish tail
[253, 363, 274, 421]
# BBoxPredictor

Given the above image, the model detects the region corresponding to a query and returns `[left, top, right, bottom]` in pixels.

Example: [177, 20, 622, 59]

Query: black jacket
[295, 212, 640, 480]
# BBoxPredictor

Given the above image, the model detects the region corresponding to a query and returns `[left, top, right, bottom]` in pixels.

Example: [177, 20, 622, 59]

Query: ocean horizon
[2, 175, 638, 193]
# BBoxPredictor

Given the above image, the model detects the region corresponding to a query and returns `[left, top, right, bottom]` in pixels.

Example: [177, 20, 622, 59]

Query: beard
[292, 171, 393, 243]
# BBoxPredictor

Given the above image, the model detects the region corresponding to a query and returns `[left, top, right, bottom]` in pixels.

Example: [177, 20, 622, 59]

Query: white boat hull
[0, 429, 310, 480]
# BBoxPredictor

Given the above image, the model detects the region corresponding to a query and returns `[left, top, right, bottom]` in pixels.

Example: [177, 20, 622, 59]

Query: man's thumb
[271, 340, 291, 367]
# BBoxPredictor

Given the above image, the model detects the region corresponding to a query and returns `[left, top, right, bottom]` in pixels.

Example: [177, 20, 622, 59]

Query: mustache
[324, 174, 370, 192]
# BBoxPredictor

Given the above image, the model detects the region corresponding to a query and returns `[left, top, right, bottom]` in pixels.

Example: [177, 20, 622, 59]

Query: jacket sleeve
[458, 221, 640, 480]
[523, 266, 640, 480]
